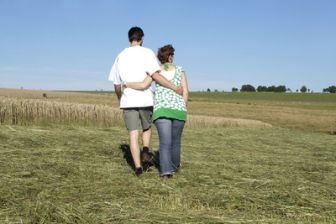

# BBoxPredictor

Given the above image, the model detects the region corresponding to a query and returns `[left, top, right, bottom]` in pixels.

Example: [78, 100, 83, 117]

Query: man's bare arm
[152, 71, 183, 95]
[114, 84, 122, 101]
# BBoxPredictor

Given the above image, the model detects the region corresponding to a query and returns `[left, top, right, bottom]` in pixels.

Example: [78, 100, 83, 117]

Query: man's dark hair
[128, 27, 144, 42]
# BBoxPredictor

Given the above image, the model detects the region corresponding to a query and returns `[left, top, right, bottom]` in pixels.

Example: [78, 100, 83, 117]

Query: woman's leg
[171, 120, 185, 171]
[154, 118, 173, 176]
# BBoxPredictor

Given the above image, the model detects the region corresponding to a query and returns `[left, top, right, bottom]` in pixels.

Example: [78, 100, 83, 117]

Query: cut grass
[1, 125, 335, 223]
[1, 88, 335, 223]
[188, 101, 336, 133]
[190, 92, 336, 106]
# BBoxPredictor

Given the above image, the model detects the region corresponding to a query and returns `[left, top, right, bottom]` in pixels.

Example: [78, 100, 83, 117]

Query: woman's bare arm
[181, 71, 189, 106]
[125, 75, 153, 90]
[152, 71, 183, 95]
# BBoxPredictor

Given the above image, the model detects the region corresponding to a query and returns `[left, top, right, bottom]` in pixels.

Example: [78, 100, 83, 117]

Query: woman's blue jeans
[154, 118, 185, 176]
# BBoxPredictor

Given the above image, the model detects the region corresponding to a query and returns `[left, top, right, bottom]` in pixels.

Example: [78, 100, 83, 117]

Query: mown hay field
[0, 88, 336, 223]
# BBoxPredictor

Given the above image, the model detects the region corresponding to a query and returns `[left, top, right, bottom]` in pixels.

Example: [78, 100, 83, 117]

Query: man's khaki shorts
[122, 107, 153, 131]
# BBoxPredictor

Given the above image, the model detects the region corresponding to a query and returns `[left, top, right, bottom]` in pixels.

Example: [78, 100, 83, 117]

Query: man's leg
[139, 107, 153, 163]
[129, 130, 141, 169]
[141, 127, 153, 169]
[123, 109, 142, 175]
[142, 127, 151, 149]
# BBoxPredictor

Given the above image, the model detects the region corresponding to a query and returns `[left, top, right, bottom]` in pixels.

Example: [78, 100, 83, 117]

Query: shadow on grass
[152, 151, 160, 170]
[119, 144, 135, 170]
[119, 144, 160, 172]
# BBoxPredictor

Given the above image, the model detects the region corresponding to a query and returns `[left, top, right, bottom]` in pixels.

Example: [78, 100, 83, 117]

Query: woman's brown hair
[157, 45, 175, 64]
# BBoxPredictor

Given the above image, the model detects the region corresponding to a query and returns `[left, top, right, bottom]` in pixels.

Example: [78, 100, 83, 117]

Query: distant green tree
[300, 85, 307, 93]
[207, 88, 211, 92]
[232, 87, 238, 92]
[323, 85, 336, 93]
[257, 85, 268, 92]
[240, 84, 256, 92]
[274, 85, 287, 93]
[267, 85, 276, 92]
[256, 85, 286, 92]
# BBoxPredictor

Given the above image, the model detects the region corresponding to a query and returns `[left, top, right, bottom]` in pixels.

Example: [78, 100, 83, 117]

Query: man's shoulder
[136, 46, 155, 56]
[119, 46, 153, 56]
[117, 48, 130, 57]
[117, 47, 156, 67]
[141, 46, 154, 52]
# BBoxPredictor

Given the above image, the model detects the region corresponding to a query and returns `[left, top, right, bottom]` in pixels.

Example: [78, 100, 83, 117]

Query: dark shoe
[141, 151, 152, 172]
[135, 167, 143, 176]
[141, 147, 155, 161]
[142, 162, 151, 172]
[142, 151, 155, 167]
[141, 151, 151, 163]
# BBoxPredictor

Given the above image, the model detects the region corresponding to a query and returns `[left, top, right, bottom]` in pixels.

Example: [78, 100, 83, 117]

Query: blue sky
[0, 0, 335, 91]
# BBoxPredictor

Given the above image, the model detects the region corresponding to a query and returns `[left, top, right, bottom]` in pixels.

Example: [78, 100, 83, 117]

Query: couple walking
[108, 27, 189, 179]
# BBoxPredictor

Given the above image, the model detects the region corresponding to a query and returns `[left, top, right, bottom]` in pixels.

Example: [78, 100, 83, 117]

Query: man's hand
[174, 86, 183, 96]
[114, 84, 122, 102]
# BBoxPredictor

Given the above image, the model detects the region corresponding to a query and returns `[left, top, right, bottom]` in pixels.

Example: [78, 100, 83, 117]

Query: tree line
[323, 86, 336, 93]
[229, 85, 336, 93]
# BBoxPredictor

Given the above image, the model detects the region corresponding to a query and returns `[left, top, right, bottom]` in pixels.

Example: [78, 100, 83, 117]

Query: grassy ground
[1, 125, 336, 223]
[189, 92, 336, 133]
[190, 92, 336, 104]
[1, 89, 336, 223]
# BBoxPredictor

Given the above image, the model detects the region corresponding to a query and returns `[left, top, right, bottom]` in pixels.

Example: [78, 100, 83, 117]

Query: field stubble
[1, 89, 336, 223]
[0, 125, 335, 223]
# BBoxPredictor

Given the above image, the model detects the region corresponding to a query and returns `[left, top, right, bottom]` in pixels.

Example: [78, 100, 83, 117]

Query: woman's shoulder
[160, 64, 176, 71]
[175, 65, 185, 73]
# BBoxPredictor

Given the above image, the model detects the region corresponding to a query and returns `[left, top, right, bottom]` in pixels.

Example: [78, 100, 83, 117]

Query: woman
[125, 44, 188, 179]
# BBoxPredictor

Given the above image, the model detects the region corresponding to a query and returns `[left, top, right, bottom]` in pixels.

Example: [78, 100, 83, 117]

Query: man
[108, 27, 182, 176]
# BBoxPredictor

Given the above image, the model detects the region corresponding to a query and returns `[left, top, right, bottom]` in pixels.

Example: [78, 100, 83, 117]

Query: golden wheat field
[1, 88, 335, 132]
[0, 88, 278, 129]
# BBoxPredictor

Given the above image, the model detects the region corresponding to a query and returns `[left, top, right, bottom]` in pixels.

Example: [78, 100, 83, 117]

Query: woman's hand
[174, 86, 184, 96]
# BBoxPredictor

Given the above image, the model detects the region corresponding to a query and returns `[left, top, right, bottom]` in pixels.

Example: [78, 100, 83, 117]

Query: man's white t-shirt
[108, 46, 160, 108]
